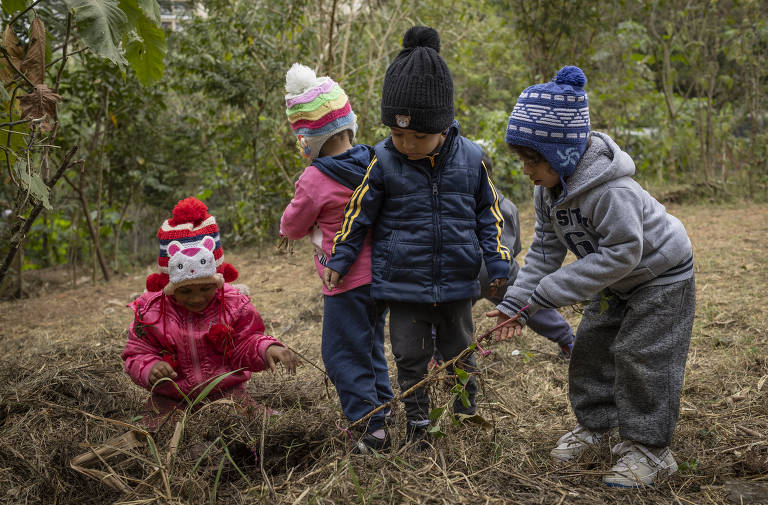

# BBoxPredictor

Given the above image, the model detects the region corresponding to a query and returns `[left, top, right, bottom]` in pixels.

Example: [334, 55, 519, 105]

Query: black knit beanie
[381, 26, 454, 133]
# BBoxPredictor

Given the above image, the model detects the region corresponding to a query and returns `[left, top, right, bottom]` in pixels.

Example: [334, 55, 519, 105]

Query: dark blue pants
[322, 284, 393, 432]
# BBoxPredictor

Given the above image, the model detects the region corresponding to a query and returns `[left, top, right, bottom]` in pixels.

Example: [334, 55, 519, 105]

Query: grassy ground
[0, 202, 766, 504]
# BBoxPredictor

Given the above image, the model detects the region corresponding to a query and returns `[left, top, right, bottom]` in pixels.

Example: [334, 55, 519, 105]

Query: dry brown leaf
[21, 15, 46, 86]
[19, 83, 62, 131]
[0, 25, 25, 84]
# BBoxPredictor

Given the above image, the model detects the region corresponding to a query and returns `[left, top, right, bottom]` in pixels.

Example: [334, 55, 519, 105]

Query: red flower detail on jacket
[160, 349, 178, 370]
[207, 323, 234, 360]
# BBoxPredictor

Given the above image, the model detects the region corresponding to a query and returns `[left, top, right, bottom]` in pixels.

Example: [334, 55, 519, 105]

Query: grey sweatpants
[569, 276, 695, 447]
[388, 299, 477, 423]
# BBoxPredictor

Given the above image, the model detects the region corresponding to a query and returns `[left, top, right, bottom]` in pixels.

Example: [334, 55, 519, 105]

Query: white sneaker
[603, 441, 678, 487]
[550, 423, 605, 462]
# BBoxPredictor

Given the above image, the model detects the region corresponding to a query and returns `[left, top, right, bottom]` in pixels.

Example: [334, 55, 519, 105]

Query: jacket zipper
[429, 154, 441, 303]
[188, 314, 203, 384]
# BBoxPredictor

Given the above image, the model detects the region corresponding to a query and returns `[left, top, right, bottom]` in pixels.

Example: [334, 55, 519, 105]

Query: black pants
[388, 299, 477, 423]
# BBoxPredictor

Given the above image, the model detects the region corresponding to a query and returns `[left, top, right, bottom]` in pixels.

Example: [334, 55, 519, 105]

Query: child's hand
[322, 267, 341, 290]
[266, 344, 301, 375]
[149, 361, 178, 385]
[488, 277, 508, 298]
[485, 309, 523, 341]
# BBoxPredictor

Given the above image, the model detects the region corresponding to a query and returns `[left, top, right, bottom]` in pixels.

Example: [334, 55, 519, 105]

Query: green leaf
[455, 367, 469, 385]
[429, 406, 445, 422]
[456, 413, 493, 429]
[64, 0, 128, 67]
[0, 85, 10, 102]
[137, 0, 161, 24]
[1, 0, 27, 15]
[458, 389, 470, 408]
[123, 13, 166, 85]
[188, 368, 244, 408]
[427, 424, 446, 439]
[14, 161, 51, 210]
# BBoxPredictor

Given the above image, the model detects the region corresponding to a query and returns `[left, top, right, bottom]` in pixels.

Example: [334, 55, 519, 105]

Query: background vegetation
[1, 0, 767, 296]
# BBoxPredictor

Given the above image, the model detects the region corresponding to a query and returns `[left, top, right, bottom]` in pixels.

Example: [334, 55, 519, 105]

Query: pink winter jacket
[280, 165, 373, 296]
[123, 284, 282, 400]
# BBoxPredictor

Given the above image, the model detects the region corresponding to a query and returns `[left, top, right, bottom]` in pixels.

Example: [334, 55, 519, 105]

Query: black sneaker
[402, 423, 432, 452]
[353, 431, 391, 454]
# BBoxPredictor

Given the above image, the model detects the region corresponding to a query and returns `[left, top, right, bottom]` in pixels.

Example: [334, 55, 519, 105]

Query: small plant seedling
[679, 457, 699, 474]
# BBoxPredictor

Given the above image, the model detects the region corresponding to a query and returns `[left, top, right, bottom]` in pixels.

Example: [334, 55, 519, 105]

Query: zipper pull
[432, 182, 438, 196]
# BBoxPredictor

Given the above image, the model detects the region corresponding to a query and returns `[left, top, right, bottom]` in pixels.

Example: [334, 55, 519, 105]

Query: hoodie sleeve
[476, 161, 512, 281]
[527, 187, 644, 311]
[497, 188, 568, 324]
[227, 301, 282, 373]
[326, 156, 384, 277]
[280, 166, 323, 240]
[122, 298, 167, 390]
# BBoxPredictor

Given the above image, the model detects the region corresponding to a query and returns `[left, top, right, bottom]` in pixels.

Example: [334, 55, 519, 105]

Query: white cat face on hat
[167, 236, 217, 285]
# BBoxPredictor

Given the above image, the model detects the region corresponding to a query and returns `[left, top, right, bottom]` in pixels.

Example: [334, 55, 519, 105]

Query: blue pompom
[554, 66, 586, 88]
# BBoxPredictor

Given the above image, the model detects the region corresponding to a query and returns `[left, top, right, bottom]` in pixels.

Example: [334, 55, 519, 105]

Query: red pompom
[218, 262, 238, 283]
[146, 273, 169, 292]
[168, 197, 209, 226]
[207, 323, 232, 351]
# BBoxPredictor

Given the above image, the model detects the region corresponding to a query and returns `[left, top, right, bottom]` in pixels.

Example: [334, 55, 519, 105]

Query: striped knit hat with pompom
[145, 197, 238, 293]
[284, 63, 357, 160]
[505, 65, 590, 178]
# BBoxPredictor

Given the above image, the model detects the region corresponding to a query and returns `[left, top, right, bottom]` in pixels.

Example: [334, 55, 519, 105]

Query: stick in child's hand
[478, 304, 530, 342]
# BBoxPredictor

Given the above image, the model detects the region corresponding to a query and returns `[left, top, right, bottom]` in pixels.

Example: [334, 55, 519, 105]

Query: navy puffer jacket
[327, 121, 511, 303]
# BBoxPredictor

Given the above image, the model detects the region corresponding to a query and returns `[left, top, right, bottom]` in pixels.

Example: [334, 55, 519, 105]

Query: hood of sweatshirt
[311, 144, 374, 190]
[550, 131, 635, 206]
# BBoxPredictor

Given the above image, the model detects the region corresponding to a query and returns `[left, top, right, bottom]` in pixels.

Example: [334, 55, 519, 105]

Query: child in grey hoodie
[487, 66, 695, 488]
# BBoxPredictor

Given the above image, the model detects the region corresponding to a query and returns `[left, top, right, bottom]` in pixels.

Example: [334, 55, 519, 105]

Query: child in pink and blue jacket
[123, 197, 299, 428]
[280, 64, 393, 453]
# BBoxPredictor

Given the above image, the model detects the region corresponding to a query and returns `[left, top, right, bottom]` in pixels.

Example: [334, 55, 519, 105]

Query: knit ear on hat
[146, 273, 169, 292]
[201, 236, 215, 251]
[218, 262, 238, 283]
[167, 241, 183, 257]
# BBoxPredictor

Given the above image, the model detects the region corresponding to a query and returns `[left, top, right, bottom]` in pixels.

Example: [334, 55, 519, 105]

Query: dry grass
[0, 202, 766, 504]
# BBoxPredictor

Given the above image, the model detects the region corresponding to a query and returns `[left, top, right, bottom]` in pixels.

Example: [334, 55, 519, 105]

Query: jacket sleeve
[326, 157, 384, 277]
[280, 166, 323, 240]
[497, 188, 568, 324]
[528, 187, 644, 311]
[227, 301, 282, 373]
[122, 302, 166, 390]
[476, 161, 512, 281]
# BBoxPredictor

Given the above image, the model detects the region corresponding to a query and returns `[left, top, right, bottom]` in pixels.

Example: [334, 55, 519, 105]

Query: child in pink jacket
[123, 197, 299, 428]
[280, 64, 393, 453]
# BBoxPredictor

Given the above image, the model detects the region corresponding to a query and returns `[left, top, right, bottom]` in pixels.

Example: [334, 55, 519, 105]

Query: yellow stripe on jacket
[332, 156, 378, 255]
[482, 160, 511, 261]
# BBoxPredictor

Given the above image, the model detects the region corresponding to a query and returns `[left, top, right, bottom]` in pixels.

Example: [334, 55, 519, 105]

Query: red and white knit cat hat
[145, 197, 238, 294]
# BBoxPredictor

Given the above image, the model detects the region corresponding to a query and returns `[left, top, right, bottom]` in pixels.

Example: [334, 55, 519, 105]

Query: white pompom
[285, 63, 321, 95]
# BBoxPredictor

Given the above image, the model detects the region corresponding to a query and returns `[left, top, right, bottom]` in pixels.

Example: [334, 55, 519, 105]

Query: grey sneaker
[550, 423, 605, 462]
[603, 441, 678, 487]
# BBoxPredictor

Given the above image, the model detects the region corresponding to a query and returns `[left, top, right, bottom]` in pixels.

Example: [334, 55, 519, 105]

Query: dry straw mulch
[1, 203, 767, 504]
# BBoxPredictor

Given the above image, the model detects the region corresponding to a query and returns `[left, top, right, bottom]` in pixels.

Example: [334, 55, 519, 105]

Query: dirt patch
[0, 203, 767, 504]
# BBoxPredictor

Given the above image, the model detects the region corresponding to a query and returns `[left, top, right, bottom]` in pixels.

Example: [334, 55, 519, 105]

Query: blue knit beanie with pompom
[505, 66, 590, 178]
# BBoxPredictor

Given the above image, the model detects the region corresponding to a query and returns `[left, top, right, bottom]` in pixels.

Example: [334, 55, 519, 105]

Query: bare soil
[0, 202, 766, 504]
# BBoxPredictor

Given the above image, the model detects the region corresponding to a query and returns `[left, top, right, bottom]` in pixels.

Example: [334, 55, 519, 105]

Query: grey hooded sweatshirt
[497, 132, 693, 323]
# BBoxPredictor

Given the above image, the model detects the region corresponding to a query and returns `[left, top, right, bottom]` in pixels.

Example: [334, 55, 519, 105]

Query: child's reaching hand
[266, 344, 301, 375]
[488, 277, 508, 298]
[149, 361, 178, 385]
[485, 309, 523, 341]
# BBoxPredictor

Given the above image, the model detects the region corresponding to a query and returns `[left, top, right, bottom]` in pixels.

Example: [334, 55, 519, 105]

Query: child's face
[521, 156, 561, 188]
[390, 127, 445, 160]
[173, 283, 219, 312]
